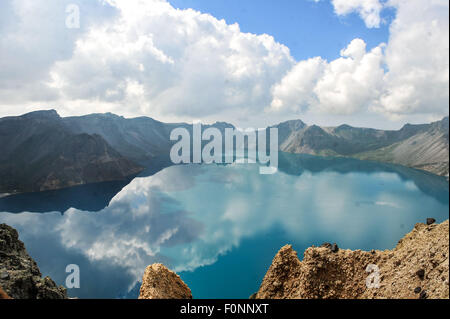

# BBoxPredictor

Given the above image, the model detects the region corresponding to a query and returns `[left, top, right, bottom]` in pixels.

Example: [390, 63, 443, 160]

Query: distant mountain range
[0, 110, 448, 194]
[274, 116, 449, 177]
[0, 111, 143, 194]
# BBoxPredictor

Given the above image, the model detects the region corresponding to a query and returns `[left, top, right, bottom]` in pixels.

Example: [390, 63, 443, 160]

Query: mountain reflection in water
[0, 153, 448, 298]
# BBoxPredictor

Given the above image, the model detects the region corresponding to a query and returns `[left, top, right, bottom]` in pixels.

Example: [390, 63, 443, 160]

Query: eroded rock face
[256, 220, 449, 299]
[139, 263, 192, 299]
[0, 224, 67, 299]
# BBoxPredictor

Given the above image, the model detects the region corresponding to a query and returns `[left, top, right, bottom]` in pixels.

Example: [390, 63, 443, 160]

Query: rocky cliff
[0, 224, 67, 299]
[255, 219, 449, 299]
[2, 219, 448, 299]
[136, 220, 449, 300]
[139, 263, 192, 299]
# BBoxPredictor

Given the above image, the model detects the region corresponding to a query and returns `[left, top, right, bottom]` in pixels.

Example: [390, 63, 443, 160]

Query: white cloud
[374, 0, 449, 118]
[0, 0, 447, 127]
[332, 0, 385, 28]
[315, 39, 385, 114]
[45, 0, 294, 123]
[270, 0, 449, 121]
[270, 39, 385, 115]
[270, 57, 326, 112]
[2, 162, 443, 295]
[0, 0, 116, 109]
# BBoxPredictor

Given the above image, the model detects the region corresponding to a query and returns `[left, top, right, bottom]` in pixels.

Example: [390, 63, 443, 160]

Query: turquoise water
[0, 154, 448, 299]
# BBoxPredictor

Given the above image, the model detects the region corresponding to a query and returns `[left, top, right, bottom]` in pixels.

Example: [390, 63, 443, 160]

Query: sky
[170, 0, 396, 61]
[0, 0, 448, 129]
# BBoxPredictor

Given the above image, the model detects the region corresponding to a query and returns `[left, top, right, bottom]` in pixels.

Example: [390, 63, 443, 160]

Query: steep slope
[255, 220, 449, 299]
[271, 119, 307, 146]
[354, 117, 449, 176]
[280, 125, 344, 155]
[278, 117, 449, 176]
[0, 110, 143, 194]
[1, 110, 447, 195]
[139, 264, 192, 299]
[132, 220, 449, 299]
[64, 113, 235, 165]
[63, 113, 179, 164]
[0, 223, 67, 299]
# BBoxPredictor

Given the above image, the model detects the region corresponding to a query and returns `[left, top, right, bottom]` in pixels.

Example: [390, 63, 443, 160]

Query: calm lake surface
[0, 153, 448, 299]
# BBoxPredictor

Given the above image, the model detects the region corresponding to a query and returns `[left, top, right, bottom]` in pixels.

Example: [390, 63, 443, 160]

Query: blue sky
[170, 0, 396, 61]
[0, 0, 447, 129]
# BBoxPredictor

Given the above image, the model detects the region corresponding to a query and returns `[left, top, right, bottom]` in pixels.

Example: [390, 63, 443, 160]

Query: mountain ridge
[0, 110, 448, 194]
[0, 111, 144, 194]
[274, 116, 449, 177]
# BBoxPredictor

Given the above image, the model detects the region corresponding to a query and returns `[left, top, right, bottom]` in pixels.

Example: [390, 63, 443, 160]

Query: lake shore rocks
[139, 263, 192, 299]
[0, 224, 67, 299]
[255, 220, 449, 299]
[2, 219, 448, 299]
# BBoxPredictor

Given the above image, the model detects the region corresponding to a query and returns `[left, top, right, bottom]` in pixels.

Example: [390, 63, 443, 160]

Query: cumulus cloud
[2, 161, 446, 297]
[270, 57, 326, 113]
[270, 0, 449, 121]
[0, 0, 447, 126]
[270, 39, 385, 115]
[47, 0, 294, 123]
[374, 0, 449, 118]
[332, 0, 385, 28]
[0, 0, 116, 109]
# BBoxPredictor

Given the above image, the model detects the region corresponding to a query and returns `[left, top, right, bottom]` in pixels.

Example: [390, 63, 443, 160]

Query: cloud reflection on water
[0, 158, 448, 298]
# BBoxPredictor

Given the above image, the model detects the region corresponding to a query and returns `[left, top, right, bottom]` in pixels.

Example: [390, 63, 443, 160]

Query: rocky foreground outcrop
[139, 263, 192, 299]
[0, 224, 67, 299]
[255, 220, 449, 299]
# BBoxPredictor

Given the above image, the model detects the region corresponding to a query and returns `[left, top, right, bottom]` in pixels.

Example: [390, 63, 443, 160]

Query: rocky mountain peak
[22, 109, 60, 120]
[276, 119, 307, 131]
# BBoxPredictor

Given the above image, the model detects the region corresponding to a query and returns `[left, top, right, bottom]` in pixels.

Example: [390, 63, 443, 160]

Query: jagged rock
[0, 224, 67, 299]
[251, 245, 303, 299]
[139, 264, 192, 299]
[427, 218, 436, 225]
[256, 220, 449, 299]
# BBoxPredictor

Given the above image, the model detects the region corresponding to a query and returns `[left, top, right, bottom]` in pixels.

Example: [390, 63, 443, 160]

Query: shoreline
[1, 219, 448, 299]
